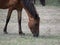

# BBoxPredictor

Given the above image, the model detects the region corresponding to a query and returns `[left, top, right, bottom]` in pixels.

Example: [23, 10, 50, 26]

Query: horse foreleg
[4, 8, 13, 34]
[17, 9, 25, 35]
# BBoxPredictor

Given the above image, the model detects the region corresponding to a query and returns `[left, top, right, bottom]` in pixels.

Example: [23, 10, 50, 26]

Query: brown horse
[0, 0, 40, 37]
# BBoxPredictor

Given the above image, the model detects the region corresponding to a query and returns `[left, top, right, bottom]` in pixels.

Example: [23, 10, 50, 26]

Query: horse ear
[40, 0, 45, 6]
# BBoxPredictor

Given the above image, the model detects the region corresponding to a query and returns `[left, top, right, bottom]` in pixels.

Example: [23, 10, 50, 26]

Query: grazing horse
[0, 0, 40, 37]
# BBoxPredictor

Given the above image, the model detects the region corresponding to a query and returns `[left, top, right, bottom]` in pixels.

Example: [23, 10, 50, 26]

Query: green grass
[0, 34, 60, 45]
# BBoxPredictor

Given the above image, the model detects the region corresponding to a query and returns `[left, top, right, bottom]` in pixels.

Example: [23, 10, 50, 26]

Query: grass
[0, 5, 60, 45]
[0, 34, 60, 45]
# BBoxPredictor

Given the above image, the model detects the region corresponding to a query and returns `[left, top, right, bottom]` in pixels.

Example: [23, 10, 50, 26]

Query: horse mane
[22, 0, 39, 19]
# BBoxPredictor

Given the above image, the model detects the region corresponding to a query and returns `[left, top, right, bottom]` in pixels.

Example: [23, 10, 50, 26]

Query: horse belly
[0, 4, 8, 9]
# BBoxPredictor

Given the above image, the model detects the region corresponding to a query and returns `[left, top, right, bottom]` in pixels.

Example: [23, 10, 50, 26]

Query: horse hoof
[33, 35, 39, 37]
[19, 32, 25, 35]
[4, 32, 8, 34]
[33, 34, 39, 37]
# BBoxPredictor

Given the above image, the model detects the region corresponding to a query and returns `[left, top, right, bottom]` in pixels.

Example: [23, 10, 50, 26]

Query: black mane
[22, 0, 39, 19]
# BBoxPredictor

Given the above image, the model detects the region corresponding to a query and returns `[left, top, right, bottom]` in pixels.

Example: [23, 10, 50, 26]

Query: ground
[0, 5, 60, 45]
